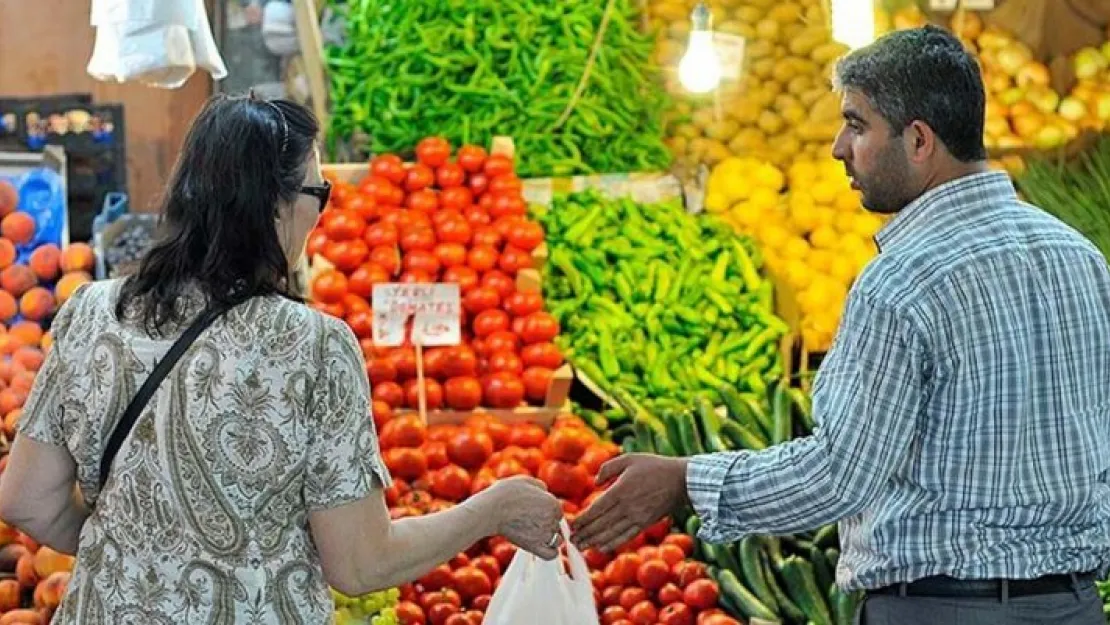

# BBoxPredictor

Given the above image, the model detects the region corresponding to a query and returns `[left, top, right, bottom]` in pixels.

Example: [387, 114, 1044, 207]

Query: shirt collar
[874, 171, 1017, 252]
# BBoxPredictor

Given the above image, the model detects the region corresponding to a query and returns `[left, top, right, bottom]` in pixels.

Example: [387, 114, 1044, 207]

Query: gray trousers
[855, 579, 1105, 625]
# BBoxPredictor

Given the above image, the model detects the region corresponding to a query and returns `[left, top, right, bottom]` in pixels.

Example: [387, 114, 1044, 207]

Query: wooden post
[292, 0, 330, 142]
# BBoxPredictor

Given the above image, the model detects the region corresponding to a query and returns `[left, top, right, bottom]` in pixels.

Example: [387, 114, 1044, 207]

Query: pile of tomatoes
[375, 411, 739, 625]
[310, 138, 563, 413]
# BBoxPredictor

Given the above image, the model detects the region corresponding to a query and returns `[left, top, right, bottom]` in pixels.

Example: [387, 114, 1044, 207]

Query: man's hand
[571, 453, 689, 553]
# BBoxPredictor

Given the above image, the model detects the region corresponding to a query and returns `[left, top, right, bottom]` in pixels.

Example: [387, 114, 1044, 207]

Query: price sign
[928, 0, 958, 10]
[714, 34, 747, 80]
[372, 283, 461, 347]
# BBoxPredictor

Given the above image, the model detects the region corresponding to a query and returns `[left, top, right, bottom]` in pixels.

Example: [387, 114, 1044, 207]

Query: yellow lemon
[809, 225, 839, 249]
[782, 259, 812, 290]
[851, 247, 877, 273]
[811, 180, 838, 205]
[853, 212, 884, 238]
[835, 212, 859, 233]
[817, 159, 848, 181]
[759, 224, 792, 251]
[753, 163, 786, 191]
[813, 205, 837, 228]
[788, 160, 819, 185]
[705, 192, 730, 213]
[782, 236, 811, 260]
[748, 187, 781, 213]
[808, 249, 834, 273]
[835, 189, 863, 212]
[788, 201, 820, 233]
[731, 202, 762, 228]
[829, 255, 857, 285]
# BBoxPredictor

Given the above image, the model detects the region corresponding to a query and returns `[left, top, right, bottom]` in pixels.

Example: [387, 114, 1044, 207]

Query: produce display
[0, 182, 97, 624]
[536, 189, 789, 414]
[312, 139, 563, 413]
[649, 0, 851, 169]
[1099, 577, 1109, 618]
[325, 0, 673, 177]
[333, 588, 401, 625]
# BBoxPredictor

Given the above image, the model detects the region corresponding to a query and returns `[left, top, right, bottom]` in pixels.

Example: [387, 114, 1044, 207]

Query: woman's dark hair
[116, 93, 319, 333]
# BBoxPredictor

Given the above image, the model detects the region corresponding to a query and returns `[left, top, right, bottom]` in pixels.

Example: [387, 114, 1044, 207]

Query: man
[572, 25, 1110, 625]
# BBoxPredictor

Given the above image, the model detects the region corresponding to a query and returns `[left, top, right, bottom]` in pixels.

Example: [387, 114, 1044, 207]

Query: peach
[27, 245, 59, 282]
[59, 243, 94, 273]
[0, 240, 13, 271]
[32, 548, 73, 579]
[12, 347, 42, 373]
[54, 271, 90, 306]
[15, 534, 38, 553]
[0, 609, 45, 625]
[3, 409, 21, 438]
[8, 323, 41, 348]
[0, 544, 29, 572]
[0, 578, 19, 611]
[0, 213, 35, 246]
[33, 571, 69, 609]
[0, 389, 26, 415]
[0, 521, 19, 547]
[8, 371, 34, 395]
[0, 291, 16, 322]
[0, 182, 17, 216]
[0, 265, 36, 298]
[15, 552, 38, 587]
[18, 288, 53, 322]
[39, 332, 51, 352]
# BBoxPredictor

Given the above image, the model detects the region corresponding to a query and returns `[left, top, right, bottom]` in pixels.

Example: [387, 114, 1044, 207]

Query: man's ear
[905, 120, 936, 163]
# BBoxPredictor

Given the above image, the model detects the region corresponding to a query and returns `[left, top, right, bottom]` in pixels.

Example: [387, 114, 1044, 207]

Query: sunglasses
[300, 179, 332, 212]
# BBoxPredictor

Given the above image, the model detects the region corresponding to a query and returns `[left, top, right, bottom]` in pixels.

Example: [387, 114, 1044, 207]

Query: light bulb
[831, 0, 876, 50]
[677, 3, 722, 94]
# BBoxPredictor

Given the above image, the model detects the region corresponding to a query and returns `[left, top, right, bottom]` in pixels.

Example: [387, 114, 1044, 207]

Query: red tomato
[498, 245, 533, 274]
[489, 540, 516, 569]
[383, 447, 427, 481]
[542, 428, 591, 463]
[436, 218, 472, 245]
[659, 603, 695, 625]
[521, 367, 553, 402]
[463, 205, 491, 227]
[419, 588, 462, 611]
[311, 270, 347, 303]
[442, 346, 479, 377]
[439, 186, 473, 211]
[347, 263, 390, 298]
[435, 162, 466, 188]
[471, 226, 502, 248]
[627, 600, 657, 625]
[369, 245, 402, 275]
[481, 372, 525, 408]
[673, 561, 708, 588]
[492, 215, 521, 237]
[422, 441, 449, 470]
[682, 579, 719, 610]
[466, 246, 499, 272]
[368, 358, 397, 385]
[584, 547, 612, 571]
[488, 174, 523, 196]
[697, 610, 735, 625]
[489, 194, 525, 219]
[507, 422, 547, 448]
[400, 228, 437, 252]
[389, 348, 419, 379]
[470, 555, 501, 585]
[442, 266, 480, 293]
[480, 270, 515, 299]
[457, 145, 487, 173]
[430, 465, 471, 502]
[484, 330, 519, 354]
[346, 309, 374, 339]
[406, 189, 439, 212]
[404, 379, 444, 410]
[636, 559, 671, 591]
[601, 606, 628, 625]
[426, 602, 459, 625]
[600, 586, 623, 606]
[362, 175, 403, 205]
[323, 239, 370, 271]
[405, 164, 436, 192]
[470, 595, 491, 612]
[580, 443, 617, 475]
[503, 291, 543, 317]
[395, 601, 426, 625]
[618, 587, 649, 611]
[472, 309, 510, 338]
[604, 554, 643, 587]
[537, 460, 590, 500]
[448, 430, 495, 469]
[657, 582, 683, 606]
[519, 312, 560, 344]
[487, 350, 523, 375]
[467, 173, 489, 197]
[656, 544, 686, 569]
[416, 136, 452, 168]
[463, 287, 500, 315]
[305, 228, 329, 258]
[645, 517, 673, 542]
[370, 154, 407, 185]
[483, 154, 514, 177]
[404, 249, 442, 275]
[399, 269, 434, 283]
[520, 342, 563, 368]
[662, 534, 696, 557]
[443, 376, 482, 410]
[434, 243, 468, 268]
[506, 220, 545, 251]
[313, 300, 346, 319]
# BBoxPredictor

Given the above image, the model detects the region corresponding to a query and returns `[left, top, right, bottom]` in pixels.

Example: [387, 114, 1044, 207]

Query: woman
[0, 95, 563, 624]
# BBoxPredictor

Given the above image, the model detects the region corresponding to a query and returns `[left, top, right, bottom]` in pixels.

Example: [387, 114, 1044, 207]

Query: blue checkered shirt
[687, 171, 1110, 590]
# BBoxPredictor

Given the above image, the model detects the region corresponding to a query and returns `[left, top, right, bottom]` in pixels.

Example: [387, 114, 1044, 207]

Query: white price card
[714, 34, 747, 80]
[960, 0, 995, 10]
[371, 283, 462, 347]
[928, 0, 959, 10]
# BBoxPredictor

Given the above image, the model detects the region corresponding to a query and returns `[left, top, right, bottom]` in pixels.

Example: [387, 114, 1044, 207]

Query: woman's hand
[482, 476, 564, 560]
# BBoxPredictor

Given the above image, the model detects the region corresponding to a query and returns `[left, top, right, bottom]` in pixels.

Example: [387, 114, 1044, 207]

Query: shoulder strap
[97, 305, 231, 493]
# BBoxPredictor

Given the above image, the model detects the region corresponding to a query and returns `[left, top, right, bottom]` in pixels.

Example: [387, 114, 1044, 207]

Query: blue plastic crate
[0, 166, 67, 264]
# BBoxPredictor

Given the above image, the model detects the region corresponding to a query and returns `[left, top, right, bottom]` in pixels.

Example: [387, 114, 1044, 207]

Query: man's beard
[851, 147, 915, 215]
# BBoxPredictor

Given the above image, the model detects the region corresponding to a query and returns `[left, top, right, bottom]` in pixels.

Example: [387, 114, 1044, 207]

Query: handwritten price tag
[372, 283, 462, 347]
[714, 34, 747, 80]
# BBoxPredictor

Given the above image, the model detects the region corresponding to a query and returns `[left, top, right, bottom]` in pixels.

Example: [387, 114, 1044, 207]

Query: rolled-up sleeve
[688, 291, 928, 542]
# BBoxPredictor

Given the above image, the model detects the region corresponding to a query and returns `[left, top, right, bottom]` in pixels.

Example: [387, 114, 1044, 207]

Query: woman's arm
[310, 476, 562, 596]
[0, 436, 88, 554]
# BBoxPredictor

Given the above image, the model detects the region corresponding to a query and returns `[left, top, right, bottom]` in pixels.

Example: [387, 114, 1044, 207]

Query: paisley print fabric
[17, 279, 390, 625]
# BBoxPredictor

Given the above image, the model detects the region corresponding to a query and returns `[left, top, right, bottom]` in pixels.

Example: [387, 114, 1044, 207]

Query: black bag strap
[97, 304, 231, 493]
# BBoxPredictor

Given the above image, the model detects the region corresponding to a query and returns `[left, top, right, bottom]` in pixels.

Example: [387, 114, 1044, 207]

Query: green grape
[371, 607, 399, 625]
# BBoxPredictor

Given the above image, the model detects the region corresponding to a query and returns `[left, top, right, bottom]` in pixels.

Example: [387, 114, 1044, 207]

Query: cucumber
[718, 386, 773, 439]
[761, 547, 807, 623]
[771, 382, 793, 445]
[717, 569, 779, 621]
[813, 524, 838, 550]
[663, 410, 689, 456]
[824, 548, 840, 573]
[632, 420, 657, 454]
[737, 536, 779, 613]
[830, 588, 863, 625]
[695, 396, 730, 452]
[764, 537, 786, 568]
[780, 556, 834, 625]
[720, 420, 769, 451]
[808, 545, 835, 598]
[676, 409, 706, 456]
[788, 387, 815, 433]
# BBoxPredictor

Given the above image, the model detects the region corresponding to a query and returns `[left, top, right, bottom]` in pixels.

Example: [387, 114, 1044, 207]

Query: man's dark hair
[116, 94, 319, 333]
[832, 24, 987, 162]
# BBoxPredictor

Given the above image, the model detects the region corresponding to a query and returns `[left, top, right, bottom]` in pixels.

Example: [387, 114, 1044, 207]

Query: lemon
[813, 205, 837, 228]
[782, 259, 812, 289]
[852, 213, 884, 238]
[829, 255, 857, 285]
[817, 159, 848, 181]
[753, 163, 786, 191]
[749, 187, 780, 212]
[788, 161, 819, 185]
[782, 236, 811, 260]
[789, 201, 820, 232]
[809, 225, 839, 249]
[810, 179, 838, 204]
[801, 280, 837, 314]
[731, 202, 762, 229]
[835, 190, 862, 212]
[808, 249, 834, 273]
[834, 212, 861, 234]
[758, 223, 791, 250]
[851, 247, 876, 273]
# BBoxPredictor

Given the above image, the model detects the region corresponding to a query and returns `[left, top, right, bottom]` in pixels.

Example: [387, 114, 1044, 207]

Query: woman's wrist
[461, 486, 504, 539]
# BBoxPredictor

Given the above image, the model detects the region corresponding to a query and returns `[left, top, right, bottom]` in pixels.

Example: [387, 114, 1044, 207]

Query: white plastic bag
[484, 521, 600, 625]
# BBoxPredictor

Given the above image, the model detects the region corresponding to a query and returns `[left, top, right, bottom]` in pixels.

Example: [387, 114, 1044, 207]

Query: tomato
[380, 415, 427, 449]
[470, 594, 492, 612]
[401, 209, 433, 231]
[483, 330, 519, 354]
[441, 613, 471, 625]
[465, 414, 510, 449]
[346, 309, 374, 339]
[487, 350, 523, 375]
[439, 186, 473, 211]
[473, 310, 510, 338]
[370, 153, 407, 185]
[321, 238, 366, 271]
[404, 163, 436, 192]
[604, 553, 643, 588]
[538, 460, 590, 499]
[483, 154, 514, 177]
[656, 582, 684, 607]
[656, 545, 686, 570]
[618, 587, 649, 611]
[436, 218, 472, 245]
[429, 243, 466, 269]
[507, 423, 546, 448]
[697, 610, 735, 625]
[403, 249, 442, 275]
[400, 269, 434, 283]
[682, 579, 719, 610]
[579, 443, 617, 475]
[388, 348, 419, 379]
[457, 145, 487, 173]
[488, 174, 523, 196]
[481, 372, 525, 408]
[311, 270, 347, 303]
[361, 224, 397, 255]
[448, 430, 495, 469]
[466, 173, 489, 197]
[436, 267, 476, 294]
[514, 344, 561, 372]
[305, 228, 329, 258]
[627, 600, 657, 625]
[470, 226, 501, 248]
[435, 162, 466, 188]
[636, 559, 672, 591]
[542, 427, 590, 464]
[443, 376, 482, 410]
[313, 300, 345, 318]
[371, 399, 393, 430]
[451, 566, 492, 600]
[442, 346, 479, 378]
[466, 246, 499, 272]
[601, 606, 628, 625]
[658, 602, 694, 625]
[520, 366, 553, 403]
[429, 465, 471, 502]
[469, 555, 501, 585]
[406, 189, 439, 212]
[400, 228, 437, 252]
[498, 245, 533, 274]
[661, 534, 695, 558]
[600, 585, 624, 606]
[347, 263, 390, 298]
[462, 287, 500, 315]
[463, 205, 491, 227]
[426, 602, 459, 625]
[395, 600, 426, 625]
[491, 215, 521, 237]
[416, 136, 452, 168]
[489, 539, 516, 570]
[360, 175, 400, 205]
[404, 379, 444, 410]
[383, 447, 428, 480]
[673, 561, 708, 588]
[422, 440, 449, 470]
[369, 245, 402, 275]
[479, 270, 515, 299]
[506, 220, 545, 251]
[638, 546, 660, 561]
[519, 312, 560, 344]
[420, 588, 462, 612]
[489, 194, 525, 219]
[502, 291, 542, 317]
[478, 194, 495, 212]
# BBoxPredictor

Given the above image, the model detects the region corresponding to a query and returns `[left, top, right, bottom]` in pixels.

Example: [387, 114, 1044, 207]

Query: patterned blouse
[18, 279, 390, 624]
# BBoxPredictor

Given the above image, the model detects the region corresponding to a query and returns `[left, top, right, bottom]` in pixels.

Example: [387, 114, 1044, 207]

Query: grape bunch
[332, 587, 400, 624]
[104, 220, 155, 276]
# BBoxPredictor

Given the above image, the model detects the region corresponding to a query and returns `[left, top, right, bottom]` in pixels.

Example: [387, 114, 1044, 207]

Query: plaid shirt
[687, 172, 1110, 590]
